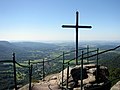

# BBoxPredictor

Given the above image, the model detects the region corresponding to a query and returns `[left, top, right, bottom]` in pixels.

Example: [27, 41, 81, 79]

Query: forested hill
[0, 41, 25, 60]
[0, 41, 58, 61]
[12, 42, 58, 50]
[0, 40, 120, 62]
[100, 53, 120, 68]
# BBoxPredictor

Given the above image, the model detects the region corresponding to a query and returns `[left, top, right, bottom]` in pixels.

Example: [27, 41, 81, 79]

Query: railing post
[29, 60, 32, 90]
[96, 48, 99, 83]
[66, 62, 69, 89]
[62, 52, 65, 89]
[87, 45, 89, 64]
[43, 58, 45, 81]
[30, 65, 33, 89]
[13, 53, 17, 90]
[81, 51, 84, 90]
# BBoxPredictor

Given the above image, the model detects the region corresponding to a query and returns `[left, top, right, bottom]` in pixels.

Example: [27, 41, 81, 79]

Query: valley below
[0, 40, 120, 89]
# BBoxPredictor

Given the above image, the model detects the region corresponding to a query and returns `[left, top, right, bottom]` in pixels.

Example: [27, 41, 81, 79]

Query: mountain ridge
[0, 41, 58, 61]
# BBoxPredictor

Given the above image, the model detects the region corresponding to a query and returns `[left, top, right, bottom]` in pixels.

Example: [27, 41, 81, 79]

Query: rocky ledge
[111, 81, 120, 90]
[19, 64, 111, 90]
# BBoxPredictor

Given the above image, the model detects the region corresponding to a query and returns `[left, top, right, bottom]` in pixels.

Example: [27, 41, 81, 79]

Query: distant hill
[0, 41, 58, 61]
[0, 40, 119, 61]
[12, 42, 58, 50]
[100, 53, 120, 68]
[0, 41, 25, 60]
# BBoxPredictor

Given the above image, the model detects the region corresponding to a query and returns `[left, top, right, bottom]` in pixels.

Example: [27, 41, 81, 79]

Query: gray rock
[111, 81, 120, 90]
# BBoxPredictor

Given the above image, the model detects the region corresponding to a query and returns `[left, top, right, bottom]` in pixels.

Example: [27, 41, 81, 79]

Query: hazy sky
[0, 0, 120, 41]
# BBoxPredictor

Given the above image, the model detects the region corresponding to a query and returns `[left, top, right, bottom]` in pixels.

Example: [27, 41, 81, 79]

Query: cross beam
[62, 25, 92, 28]
[62, 11, 92, 65]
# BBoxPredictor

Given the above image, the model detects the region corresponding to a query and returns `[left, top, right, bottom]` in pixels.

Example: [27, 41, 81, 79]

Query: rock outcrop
[111, 81, 120, 90]
[19, 64, 111, 90]
[19, 73, 61, 90]
[58, 64, 111, 90]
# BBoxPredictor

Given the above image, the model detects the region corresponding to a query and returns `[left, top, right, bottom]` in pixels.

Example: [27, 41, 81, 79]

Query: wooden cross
[62, 11, 92, 65]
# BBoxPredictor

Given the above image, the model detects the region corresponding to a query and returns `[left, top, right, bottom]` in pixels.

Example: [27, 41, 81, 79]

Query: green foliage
[100, 53, 120, 68]
[16, 72, 25, 80]
[109, 68, 120, 86]
[99, 51, 120, 86]
[109, 68, 120, 80]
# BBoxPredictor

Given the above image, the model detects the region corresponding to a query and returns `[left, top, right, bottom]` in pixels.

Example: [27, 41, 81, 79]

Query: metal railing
[0, 53, 32, 90]
[0, 46, 88, 90]
[61, 45, 120, 90]
[0, 45, 120, 90]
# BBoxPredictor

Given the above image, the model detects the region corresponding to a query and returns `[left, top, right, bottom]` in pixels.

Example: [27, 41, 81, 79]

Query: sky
[0, 0, 120, 41]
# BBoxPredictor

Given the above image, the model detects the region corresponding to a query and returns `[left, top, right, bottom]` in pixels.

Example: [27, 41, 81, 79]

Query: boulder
[111, 81, 120, 90]
[94, 65, 109, 83]
[71, 66, 88, 81]
[58, 67, 72, 84]
[58, 64, 111, 90]
[71, 66, 88, 87]
[19, 64, 111, 90]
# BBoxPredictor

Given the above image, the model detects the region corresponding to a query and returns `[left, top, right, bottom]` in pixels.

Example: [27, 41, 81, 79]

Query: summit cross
[62, 11, 92, 65]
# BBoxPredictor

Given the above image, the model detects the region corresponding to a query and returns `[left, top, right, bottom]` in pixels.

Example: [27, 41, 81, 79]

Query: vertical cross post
[76, 11, 79, 65]
[62, 11, 92, 65]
